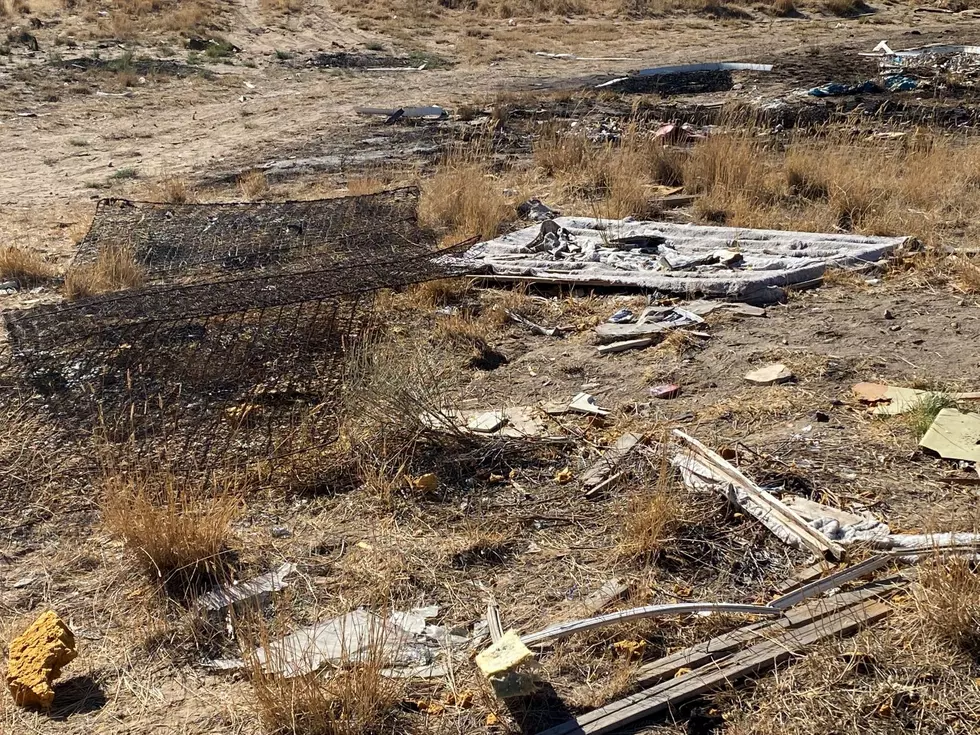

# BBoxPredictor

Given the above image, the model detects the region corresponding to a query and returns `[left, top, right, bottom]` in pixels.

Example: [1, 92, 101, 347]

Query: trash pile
[464, 217, 909, 302]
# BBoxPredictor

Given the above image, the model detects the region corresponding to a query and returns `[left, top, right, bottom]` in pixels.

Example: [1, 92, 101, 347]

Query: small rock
[889, 325, 901, 332]
[270, 526, 292, 539]
[6, 610, 77, 708]
[883, 309, 894, 320]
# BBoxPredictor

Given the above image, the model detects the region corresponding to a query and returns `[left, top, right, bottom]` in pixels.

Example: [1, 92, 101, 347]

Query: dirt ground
[3, 1, 980, 734]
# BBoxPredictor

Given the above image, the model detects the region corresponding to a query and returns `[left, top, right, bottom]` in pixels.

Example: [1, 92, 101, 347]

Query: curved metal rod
[522, 603, 782, 647]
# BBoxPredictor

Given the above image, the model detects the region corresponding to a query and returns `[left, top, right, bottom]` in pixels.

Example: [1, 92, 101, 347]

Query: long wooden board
[631, 580, 900, 687]
[538, 599, 891, 735]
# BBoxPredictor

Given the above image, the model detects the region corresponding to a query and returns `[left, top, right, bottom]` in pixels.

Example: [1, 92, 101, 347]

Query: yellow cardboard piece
[475, 630, 533, 677]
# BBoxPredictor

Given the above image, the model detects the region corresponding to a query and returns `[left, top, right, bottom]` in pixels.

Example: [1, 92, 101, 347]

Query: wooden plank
[631, 579, 901, 687]
[580, 433, 644, 491]
[772, 560, 836, 596]
[673, 430, 845, 560]
[539, 599, 892, 735]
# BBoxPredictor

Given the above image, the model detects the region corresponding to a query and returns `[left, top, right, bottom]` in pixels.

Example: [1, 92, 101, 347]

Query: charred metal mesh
[4, 189, 469, 471]
[70, 187, 431, 283]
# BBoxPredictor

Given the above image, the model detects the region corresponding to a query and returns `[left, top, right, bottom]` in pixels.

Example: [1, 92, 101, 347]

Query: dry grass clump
[101, 469, 242, 591]
[412, 278, 472, 307]
[247, 618, 404, 735]
[150, 175, 195, 204]
[0, 0, 30, 15]
[419, 149, 512, 240]
[823, 0, 863, 14]
[532, 125, 685, 218]
[682, 132, 980, 242]
[769, 0, 795, 14]
[617, 460, 685, 564]
[63, 244, 145, 300]
[345, 176, 388, 196]
[914, 556, 980, 655]
[952, 256, 980, 293]
[0, 246, 57, 287]
[239, 171, 270, 201]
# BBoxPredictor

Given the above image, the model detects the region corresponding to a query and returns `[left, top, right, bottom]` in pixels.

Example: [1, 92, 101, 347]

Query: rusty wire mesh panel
[70, 187, 431, 283]
[3, 183, 471, 472]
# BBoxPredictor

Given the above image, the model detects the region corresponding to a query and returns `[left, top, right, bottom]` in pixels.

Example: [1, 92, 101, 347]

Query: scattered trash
[408, 473, 438, 493]
[390, 605, 441, 636]
[744, 363, 794, 385]
[475, 630, 537, 699]
[534, 51, 636, 61]
[597, 338, 655, 355]
[463, 218, 909, 302]
[6, 610, 77, 708]
[612, 639, 647, 659]
[673, 429, 844, 560]
[517, 199, 561, 222]
[468, 410, 508, 433]
[808, 80, 881, 97]
[506, 310, 564, 337]
[596, 62, 772, 91]
[608, 308, 635, 323]
[554, 467, 574, 484]
[197, 562, 297, 612]
[919, 408, 980, 463]
[852, 382, 980, 416]
[568, 392, 610, 416]
[421, 406, 556, 439]
[580, 433, 644, 493]
[650, 383, 681, 399]
[538, 586, 892, 734]
[552, 578, 629, 620]
[355, 106, 448, 121]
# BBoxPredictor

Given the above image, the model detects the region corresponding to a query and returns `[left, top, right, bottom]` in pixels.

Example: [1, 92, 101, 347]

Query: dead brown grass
[246, 615, 403, 735]
[823, 0, 862, 14]
[0, 0, 30, 15]
[0, 246, 56, 287]
[419, 147, 512, 241]
[412, 277, 472, 307]
[63, 244, 145, 300]
[952, 256, 980, 293]
[914, 556, 980, 655]
[149, 175, 195, 204]
[346, 176, 388, 196]
[533, 124, 685, 218]
[101, 469, 242, 591]
[616, 460, 685, 564]
[239, 171, 269, 201]
[68, 0, 213, 35]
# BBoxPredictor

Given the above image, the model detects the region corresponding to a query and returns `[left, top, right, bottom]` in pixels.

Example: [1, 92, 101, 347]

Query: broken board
[919, 408, 980, 463]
